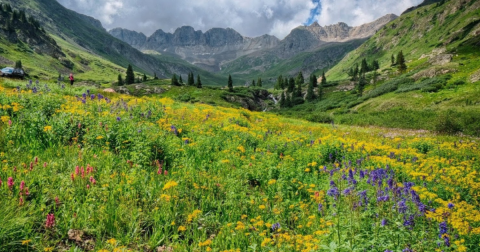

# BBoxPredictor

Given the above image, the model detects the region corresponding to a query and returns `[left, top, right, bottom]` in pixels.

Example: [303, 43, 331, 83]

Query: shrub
[434, 109, 461, 134]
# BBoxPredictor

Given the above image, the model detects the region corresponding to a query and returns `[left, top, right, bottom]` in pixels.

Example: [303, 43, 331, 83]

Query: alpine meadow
[0, 0, 479, 251]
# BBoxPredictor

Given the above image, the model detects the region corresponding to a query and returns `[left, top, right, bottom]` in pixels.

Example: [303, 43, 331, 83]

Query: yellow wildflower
[43, 126, 52, 132]
[163, 181, 178, 190]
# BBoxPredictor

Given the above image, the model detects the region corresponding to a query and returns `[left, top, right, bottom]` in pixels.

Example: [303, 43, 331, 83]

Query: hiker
[69, 73, 74, 86]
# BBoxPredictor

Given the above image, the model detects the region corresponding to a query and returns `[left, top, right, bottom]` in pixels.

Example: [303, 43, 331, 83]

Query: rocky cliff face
[110, 26, 280, 72]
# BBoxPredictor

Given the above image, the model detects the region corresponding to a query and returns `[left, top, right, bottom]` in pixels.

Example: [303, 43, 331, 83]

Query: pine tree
[276, 75, 283, 90]
[295, 72, 304, 97]
[391, 54, 395, 66]
[372, 70, 379, 88]
[310, 74, 318, 88]
[153, 72, 158, 80]
[361, 58, 369, 74]
[143, 74, 147, 82]
[352, 64, 359, 81]
[126, 64, 135, 84]
[196, 75, 202, 88]
[257, 78, 262, 87]
[228, 74, 233, 91]
[357, 73, 367, 97]
[188, 72, 195, 86]
[321, 71, 327, 87]
[251, 80, 256, 87]
[171, 74, 180, 86]
[285, 93, 292, 108]
[284, 77, 288, 89]
[287, 77, 295, 93]
[372, 60, 380, 70]
[117, 74, 123, 86]
[279, 92, 286, 108]
[305, 78, 315, 101]
[397, 50, 407, 73]
[179, 75, 183, 84]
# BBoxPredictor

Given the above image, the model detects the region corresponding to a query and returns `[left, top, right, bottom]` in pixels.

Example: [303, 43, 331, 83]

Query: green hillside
[276, 0, 480, 136]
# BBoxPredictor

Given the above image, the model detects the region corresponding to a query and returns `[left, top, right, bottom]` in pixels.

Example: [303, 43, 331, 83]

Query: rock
[67, 229, 84, 242]
[103, 88, 116, 93]
[157, 245, 174, 252]
[429, 54, 453, 66]
[470, 69, 480, 83]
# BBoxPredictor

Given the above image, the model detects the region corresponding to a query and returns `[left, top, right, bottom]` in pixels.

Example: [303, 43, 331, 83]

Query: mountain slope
[110, 26, 280, 72]
[276, 0, 480, 136]
[3, 0, 227, 85]
[220, 14, 397, 81]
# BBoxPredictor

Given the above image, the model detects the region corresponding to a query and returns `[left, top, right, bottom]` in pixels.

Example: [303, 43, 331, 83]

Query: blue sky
[58, 0, 423, 39]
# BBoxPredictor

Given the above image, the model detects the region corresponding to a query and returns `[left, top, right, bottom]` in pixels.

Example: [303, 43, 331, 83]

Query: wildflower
[271, 222, 281, 232]
[163, 181, 178, 190]
[439, 221, 448, 238]
[259, 205, 266, 210]
[55, 196, 60, 205]
[20, 181, 25, 192]
[89, 176, 96, 185]
[7, 177, 13, 190]
[86, 184, 90, 189]
[116, 117, 121, 121]
[45, 213, 55, 228]
[8, 120, 12, 126]
[44, 247, 54, 252]
[19, 196, 24, 205]
[107, 238, 117, 246]
[178, 226, 186, 231]
[381, 219, 388, 226]
[43, 162, 47, 168]
[447, 202, 454, 209]
[1, 116, 10, 123]
[21, 239, 31, 245]
[43, 126, 52, 132]
[25, 187, 30, 196]
[318, 203, 323, 212]
[443, 235, 450, 247]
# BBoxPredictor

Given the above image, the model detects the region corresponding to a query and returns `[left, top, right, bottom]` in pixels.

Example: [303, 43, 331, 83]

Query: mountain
[110, 26, 280, 72]
[219, 14, 397, 82]
[2, 0, 227, 85]
[276, 0, 480, 136]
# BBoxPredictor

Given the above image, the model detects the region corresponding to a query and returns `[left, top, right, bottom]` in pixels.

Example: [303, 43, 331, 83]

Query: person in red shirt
[69, 73, 74, 86]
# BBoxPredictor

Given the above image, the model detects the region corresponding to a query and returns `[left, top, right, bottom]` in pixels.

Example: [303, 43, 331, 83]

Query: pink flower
[0, 177, 2, 187]
[7, 177, 13, 190]
[34, 157, 38, 165]
[45, 213, 55, 228]
[86, 184, 90, 189]
[81, 167, 85, 178]
[30, 162, 33, 171]
[55, 196, 60, 205]
[70, 173, 75, 181]
[8, 120, 11, 126]
[25, 187, 30, 196]
[19, 196, 24, 206]
[13, 166, 17, 172]
[43, 162, 47, 168]
[164, 170, 168, 176]
[89, 176, 96, 185]
[20, 181, 25, 191]
[75, 166, 79, 175]
[78, 123, 81, 129]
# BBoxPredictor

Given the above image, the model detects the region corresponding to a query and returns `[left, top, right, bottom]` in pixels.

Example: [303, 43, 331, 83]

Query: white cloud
[57, 0, 423, 39]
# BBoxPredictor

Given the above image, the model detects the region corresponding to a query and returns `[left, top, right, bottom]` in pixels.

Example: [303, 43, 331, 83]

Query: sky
[57, 0, 423, 39]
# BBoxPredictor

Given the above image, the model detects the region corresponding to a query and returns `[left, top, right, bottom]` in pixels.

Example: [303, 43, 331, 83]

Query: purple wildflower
[447, 203, 454, 209]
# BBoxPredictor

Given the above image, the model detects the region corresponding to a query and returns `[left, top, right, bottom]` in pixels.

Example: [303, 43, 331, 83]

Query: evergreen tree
[117, 74, 123, 86]
[228, 74, 233, 91]
[391, 54, 395, 66]
[305, 78, 315, 101]
[251, 79, 256, 87]
[372, 70, 379, 88]
[11, 10, 18, 21]
[372, 60, 380, 70]
[171, 74, 180, 86]
[19, 10, 27, 23]
[357, 73, 367, 97]
[143, 74, 147, 82]
[188, 72, 195, 86]
[361, 58, 369, 74]
[15, 60, 22, 69]
[276, 75, 283, 90]
[285, 93, 292, 108]
[279, 92, 286, 108]
[397, 51, 407, 73]
[179, 75, 183, 84]
[287, 77, 295, 93]
[126, 64, 135, 84]
[295, 72, 304, 97]
[153, 72, 158, 80]
[348, 67, 354, 78]
[321, 71, 327, 87]
[310, 74, 317, 88]
[196, 75, 202, 88]
[257, 77, 262, 87]
[284, 77, 288, 89]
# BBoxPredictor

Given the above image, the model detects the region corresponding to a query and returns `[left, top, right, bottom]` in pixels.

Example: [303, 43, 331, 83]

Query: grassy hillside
[1, 78, 479, 251]
[276, 0, 480, 136]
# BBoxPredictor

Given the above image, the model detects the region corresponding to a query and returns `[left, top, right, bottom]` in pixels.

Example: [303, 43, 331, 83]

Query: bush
[305, 112, 333, 124]
[434, 110, 461, 134]
[396, 75, 450, 93]
[364, 77, 414, 99]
